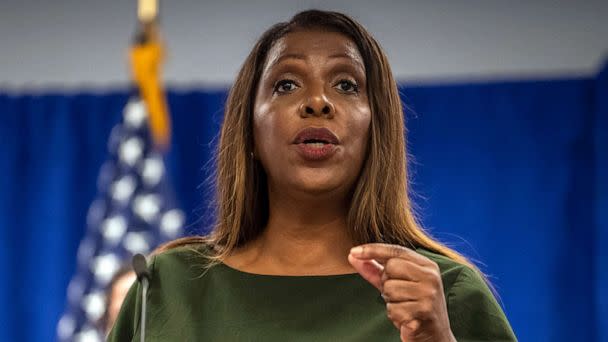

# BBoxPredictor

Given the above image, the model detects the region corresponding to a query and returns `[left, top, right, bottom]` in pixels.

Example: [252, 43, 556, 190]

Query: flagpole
[57, 2, 185, 340]
[130, 0, 172, 151]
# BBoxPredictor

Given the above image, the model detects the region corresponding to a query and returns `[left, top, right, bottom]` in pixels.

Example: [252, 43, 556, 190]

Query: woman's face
[253, 30, 371, 198]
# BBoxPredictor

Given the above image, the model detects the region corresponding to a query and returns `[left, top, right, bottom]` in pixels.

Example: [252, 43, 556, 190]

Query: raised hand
[348, 243, 456, 342]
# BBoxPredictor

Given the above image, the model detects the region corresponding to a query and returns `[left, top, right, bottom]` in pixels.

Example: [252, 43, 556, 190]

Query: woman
[110, 10, 516, 341]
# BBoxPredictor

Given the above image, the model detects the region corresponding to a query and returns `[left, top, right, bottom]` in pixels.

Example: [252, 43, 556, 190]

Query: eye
[335, 79, 359, 93]
[273, 79, 299, 94]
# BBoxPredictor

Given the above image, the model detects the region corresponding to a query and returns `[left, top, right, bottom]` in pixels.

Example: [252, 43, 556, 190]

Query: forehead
[263, 30, 364, 72]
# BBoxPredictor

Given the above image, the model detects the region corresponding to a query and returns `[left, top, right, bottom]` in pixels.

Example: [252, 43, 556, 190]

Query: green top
[109, 245, 517, 341]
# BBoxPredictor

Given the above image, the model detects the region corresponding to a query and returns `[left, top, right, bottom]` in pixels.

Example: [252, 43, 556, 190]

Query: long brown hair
[160, 10, 485, 279]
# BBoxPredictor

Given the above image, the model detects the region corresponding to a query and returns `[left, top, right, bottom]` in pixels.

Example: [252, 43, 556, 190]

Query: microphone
[132, 253, 151, 281]
[131, 253, 150, 342]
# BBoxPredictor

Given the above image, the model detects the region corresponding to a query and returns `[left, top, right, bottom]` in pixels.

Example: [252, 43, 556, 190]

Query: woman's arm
[349, 243, 517, 341]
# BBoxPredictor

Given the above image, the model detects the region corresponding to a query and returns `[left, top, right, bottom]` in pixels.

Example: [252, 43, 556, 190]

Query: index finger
[350, 243, 431, 266]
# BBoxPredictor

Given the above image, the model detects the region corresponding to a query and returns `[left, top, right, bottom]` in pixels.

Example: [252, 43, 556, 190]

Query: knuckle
[359, 245, 367, 256]
[429, 260, 440, 271]
[385, 258, 398, 269]
[431, 273, 442, 288]
[424, 268, 441, 285]
[383, 280, 397, 297]
[396, 309, 412, 325]
[389, 245, 404, 258]
[387, 304, 405, 322]
[427, 287, 438, 298]
[419, 301, 433, 316]
[384, 258, 399, 277]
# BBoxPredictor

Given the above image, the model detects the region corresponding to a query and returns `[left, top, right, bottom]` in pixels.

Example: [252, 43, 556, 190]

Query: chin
[266, 165, 349, 196]
[295, 182, 340, 195]
[287, 174, 344, 196]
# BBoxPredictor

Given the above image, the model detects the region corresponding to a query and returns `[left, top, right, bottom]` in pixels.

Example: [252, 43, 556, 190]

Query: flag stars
[107, 126, 124, 153]
[133, 194, 162, 222]
[101, 215, 127, 244]
[110, 175, 136, 204]
[123, 232, 150, 254]
[86, 200, 106, 228]
[97, 162, 115, 191]
[90, 253, 121, 285]
[124, 100, 147, 129]
[57, 315, 76, 340]
[67, 277, 86, 305]
[59, 94, 187, 339]
[81, 292, 106, 322]
[119, 137, 144, 166]
[74, 325, 103, 342]
[77, 238, 96, 267]
[141, 156, 164, 187]
[160, 209, 184, 237]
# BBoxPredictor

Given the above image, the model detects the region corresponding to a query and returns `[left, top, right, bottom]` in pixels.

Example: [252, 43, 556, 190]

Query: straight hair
[158, 10, 489, 286]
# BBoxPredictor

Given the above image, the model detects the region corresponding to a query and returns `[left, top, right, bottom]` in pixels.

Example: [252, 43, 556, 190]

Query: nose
[299, 93, 335, 118]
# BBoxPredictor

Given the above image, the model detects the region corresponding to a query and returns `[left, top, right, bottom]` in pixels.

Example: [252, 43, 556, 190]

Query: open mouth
[292, 127, 340, 161]
[302, 139, 332, 147]
[292, 127, 340, 145]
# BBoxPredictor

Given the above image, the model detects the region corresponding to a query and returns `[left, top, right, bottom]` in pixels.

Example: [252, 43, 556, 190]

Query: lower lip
[295, 143, 337, 161]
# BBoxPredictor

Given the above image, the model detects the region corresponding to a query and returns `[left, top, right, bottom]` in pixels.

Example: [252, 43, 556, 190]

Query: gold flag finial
[138, 0, 157, 22]
[130, 0, 171, 152]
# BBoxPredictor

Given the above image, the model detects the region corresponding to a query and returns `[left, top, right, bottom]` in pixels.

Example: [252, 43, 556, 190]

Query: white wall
[1, 0, 607, 90]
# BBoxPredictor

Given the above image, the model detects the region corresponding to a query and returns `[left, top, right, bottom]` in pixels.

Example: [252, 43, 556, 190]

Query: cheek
[253, 96, 302, 153]
[347, 105, 372, 158]
[253, 107, 290, 162]
[253, 103, 275, 152]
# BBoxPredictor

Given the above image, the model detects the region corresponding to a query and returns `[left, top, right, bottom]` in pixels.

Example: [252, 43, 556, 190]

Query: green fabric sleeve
[447, 267, 517, 342]
[107, 281, 137, 341]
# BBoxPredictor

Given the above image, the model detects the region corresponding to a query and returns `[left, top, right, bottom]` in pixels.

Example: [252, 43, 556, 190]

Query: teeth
[305, 142, 326, 148]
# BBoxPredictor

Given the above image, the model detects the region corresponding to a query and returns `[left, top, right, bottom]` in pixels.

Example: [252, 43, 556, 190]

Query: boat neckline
[217, 261, 361, 279]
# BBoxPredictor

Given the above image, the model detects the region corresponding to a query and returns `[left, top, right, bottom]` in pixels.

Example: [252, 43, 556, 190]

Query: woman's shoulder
[108, 241, 217, 341]
[414, 247, 478, 290]
[415, 247, 517, 340]
[149, 239, 216, 278]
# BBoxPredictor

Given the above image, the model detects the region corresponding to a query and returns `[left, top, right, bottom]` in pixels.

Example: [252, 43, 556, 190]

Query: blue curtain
[594, 64, 608, 342]
[0, 64, 606, 341]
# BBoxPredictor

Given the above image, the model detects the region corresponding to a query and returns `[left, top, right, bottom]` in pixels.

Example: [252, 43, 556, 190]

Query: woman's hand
[348, 243, 456, 342]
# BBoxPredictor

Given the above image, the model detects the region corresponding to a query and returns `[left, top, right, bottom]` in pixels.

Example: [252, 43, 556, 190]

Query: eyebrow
[268, 53, 306, 69]
[329, 52, 365, 71]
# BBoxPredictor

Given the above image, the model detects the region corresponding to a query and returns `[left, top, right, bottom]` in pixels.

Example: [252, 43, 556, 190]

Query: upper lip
[292, 127, 340, 144]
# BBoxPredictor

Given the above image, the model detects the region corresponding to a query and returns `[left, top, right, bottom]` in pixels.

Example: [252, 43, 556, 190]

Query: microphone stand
[132, 253, 151, 342]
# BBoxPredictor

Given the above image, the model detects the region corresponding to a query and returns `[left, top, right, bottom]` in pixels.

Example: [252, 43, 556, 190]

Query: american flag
[56, 97, 185, 341]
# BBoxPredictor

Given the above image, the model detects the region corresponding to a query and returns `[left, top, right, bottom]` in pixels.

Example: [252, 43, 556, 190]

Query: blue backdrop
[0, 63, 606, 341]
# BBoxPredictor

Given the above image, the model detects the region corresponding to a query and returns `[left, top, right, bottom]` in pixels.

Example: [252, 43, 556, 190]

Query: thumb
[348, 253, 384, 291]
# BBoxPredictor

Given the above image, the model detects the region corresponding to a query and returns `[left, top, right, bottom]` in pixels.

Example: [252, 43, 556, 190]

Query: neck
[229, 186, 357, 275]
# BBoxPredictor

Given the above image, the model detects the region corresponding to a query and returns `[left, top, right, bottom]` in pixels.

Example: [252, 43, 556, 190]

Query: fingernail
[350, 246, 363, 255]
